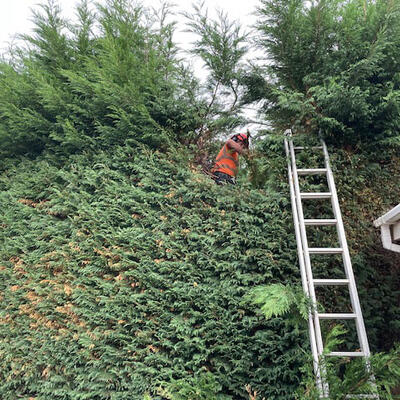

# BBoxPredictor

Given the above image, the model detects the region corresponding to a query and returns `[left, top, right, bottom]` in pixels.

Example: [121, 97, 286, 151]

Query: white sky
[0, 0, 261, 56]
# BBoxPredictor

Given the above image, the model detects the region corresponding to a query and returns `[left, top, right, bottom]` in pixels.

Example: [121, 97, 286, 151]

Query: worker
[211, 132, 250, 185]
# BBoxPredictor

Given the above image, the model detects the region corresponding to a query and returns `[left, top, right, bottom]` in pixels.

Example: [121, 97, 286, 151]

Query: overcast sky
[0, 0, 261, 53]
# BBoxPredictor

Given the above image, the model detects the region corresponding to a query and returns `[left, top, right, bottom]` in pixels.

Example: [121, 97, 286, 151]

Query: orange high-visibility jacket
[212, 143, 239, 177]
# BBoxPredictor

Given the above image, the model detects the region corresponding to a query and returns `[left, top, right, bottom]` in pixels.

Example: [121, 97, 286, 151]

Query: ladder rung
[313, 279, 349, 286]
[300, 192, 332, 199]
[297, 168, 327, 175]
[318, 313, 357, 319]
[308, 247, 343, 254]
[327, 351, 365, 357]
[293, 146, 323, 150]
[304, 219, 337, 226]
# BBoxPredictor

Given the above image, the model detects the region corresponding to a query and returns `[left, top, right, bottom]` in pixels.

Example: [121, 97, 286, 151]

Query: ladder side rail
[321, 140, 371, 357]
[288, 140, 325, 357]
[285, 140, 311, 297]
[285, 139, 323, 391]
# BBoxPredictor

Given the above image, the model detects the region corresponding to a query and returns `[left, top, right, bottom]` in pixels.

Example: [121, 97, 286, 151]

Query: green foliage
[183, 2, 248, 151]
[0, 138, 307, 399]
[246, 0, 400, 146]
[0, 0, 209, 158]
[296, 328, 400, 399]
[330, 148, 400, 351]
[244, 134, 400, 397]
[185, 3, 247, 88]
[244, 283, 310, 322]
[246, 278, 400, 398]
[244, 278, 400, 398]
[158, 372, 231, 400]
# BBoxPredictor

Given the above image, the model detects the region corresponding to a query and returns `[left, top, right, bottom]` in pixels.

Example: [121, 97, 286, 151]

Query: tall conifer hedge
[0, 0, 399, 399]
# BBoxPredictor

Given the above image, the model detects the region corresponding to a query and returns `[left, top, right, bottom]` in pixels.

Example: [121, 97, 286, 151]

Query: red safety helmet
[232, 132, 250, 148]
[237, 133, 248, 142]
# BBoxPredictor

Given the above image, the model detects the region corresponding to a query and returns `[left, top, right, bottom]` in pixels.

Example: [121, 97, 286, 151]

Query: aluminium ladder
[284, 134, 377, 399]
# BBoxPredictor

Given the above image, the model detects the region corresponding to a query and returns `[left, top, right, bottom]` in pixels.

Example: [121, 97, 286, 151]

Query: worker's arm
[226, 139, 248, 155]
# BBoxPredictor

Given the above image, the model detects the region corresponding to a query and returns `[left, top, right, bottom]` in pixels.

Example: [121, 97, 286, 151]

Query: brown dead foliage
[18, 303, 62, 330]
[55, 302, 85, 327]
[245, 385, 265, 400]
[18, 198, 49, 209]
